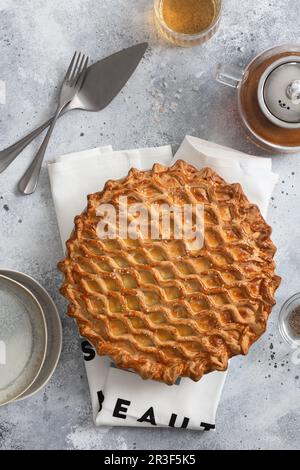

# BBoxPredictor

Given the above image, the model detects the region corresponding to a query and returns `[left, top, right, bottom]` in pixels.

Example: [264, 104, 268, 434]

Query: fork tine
[70, 52, 82, 85]
[77, 53, 86, 74]
[64, 52, 77, 83]
[75, 56, 89, 90]
[82, 55, 89, 75]
[73, 53, 85, 85]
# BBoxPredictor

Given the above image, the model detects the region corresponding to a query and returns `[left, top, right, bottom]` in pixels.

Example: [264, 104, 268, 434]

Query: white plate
[0, 269, 62, 401]
[0, 275, 47, 406]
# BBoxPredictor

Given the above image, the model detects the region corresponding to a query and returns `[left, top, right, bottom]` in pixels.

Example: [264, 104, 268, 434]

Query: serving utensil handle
[18, 108, 62, 195]
[0, 118, 54, 174]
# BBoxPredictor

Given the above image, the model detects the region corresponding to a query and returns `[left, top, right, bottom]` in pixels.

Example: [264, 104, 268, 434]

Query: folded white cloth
[48, 136, 278, 430]
[174, 136, 279, 219]
[49, 145, 172, 244]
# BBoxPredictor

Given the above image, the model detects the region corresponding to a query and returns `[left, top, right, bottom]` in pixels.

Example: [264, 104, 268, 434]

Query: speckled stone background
[0, 0, 300, 450]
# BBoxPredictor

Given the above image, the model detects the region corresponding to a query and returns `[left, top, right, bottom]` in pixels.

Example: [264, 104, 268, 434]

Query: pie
[58, 160, 281, 385]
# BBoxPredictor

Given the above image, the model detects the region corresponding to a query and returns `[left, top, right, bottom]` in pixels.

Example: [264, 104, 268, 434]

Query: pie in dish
[58, 160, 281, 385]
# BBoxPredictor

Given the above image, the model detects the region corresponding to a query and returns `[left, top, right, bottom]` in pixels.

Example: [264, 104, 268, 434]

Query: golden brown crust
[58, 160, 281, 385]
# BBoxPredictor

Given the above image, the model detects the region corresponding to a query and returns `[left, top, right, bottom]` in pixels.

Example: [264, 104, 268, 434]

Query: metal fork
[18, 52, 89, 195]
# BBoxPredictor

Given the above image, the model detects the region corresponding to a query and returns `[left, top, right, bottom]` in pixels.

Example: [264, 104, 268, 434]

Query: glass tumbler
[154, 0, 223, 47]
[279, 293, 300, 348]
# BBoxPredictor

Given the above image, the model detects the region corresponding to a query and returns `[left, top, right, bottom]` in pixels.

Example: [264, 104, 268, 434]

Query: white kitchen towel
[49, 145, 172, 244]
[173, 136, 279, 218]
[48, 137, 278, 430]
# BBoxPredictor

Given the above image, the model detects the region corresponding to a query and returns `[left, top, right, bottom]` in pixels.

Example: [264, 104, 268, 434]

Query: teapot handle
[215, 64, 245, 89]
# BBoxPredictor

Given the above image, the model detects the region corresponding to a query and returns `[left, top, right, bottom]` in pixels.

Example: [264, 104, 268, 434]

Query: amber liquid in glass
[162, 0, 216, 35]
[155, 0, 221, 46]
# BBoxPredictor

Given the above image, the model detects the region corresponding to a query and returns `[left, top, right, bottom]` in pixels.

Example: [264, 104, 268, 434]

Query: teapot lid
[258, 56, 300, 129]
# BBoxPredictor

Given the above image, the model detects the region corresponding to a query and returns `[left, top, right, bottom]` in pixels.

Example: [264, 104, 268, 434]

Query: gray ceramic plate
[0, 269, 62, 401]
[0, 275, 47, 407]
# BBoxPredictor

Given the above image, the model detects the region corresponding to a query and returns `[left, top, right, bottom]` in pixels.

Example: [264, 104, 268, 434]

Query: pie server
[0, 42, 148, 173]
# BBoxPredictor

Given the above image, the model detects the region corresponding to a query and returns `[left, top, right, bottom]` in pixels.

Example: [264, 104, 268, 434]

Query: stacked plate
[0, 270, 62, 407]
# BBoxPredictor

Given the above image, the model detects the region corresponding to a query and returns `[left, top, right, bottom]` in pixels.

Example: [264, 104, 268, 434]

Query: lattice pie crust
[59, 160, 281, 385]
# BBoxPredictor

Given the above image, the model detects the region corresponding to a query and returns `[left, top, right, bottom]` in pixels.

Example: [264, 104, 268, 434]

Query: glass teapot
[216, 44, 300, 154]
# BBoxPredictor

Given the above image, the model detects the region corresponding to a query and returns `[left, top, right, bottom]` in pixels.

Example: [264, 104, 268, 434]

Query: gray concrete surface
[0, 0, 300, 450]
